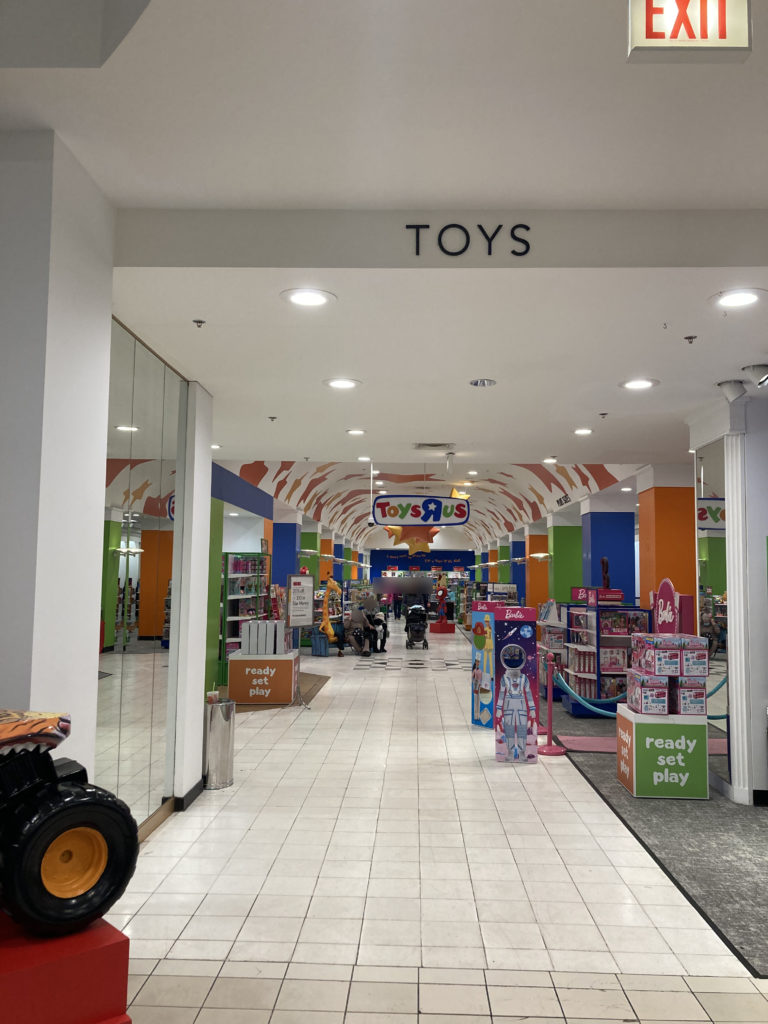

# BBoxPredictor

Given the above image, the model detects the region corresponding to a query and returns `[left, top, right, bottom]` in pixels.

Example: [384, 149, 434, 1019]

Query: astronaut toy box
[470, 602, 506, 728]
[492, 606, 539, 763]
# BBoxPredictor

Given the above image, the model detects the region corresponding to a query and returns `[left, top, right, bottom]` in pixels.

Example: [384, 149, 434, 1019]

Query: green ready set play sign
[616, 706, 709, 799]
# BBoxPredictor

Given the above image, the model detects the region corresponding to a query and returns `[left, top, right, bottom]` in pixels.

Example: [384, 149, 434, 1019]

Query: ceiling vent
[413, 442, 457, 452]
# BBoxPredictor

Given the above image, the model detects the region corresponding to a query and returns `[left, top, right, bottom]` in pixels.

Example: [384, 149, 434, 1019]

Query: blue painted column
[581, 499, 636, 601]
[333, 541, 344, 582]
[511, 538, 526, 605]
[272, 521, 301, 588]
[481, 546, 489, 584]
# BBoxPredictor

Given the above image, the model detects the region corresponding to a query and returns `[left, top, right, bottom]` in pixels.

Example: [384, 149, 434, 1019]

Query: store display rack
[560, 600, 652, 717]
[219, 551, 272, 666]
[536, 600, 567, 701]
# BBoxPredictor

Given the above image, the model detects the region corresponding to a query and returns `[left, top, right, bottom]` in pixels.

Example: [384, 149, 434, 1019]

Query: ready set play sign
[373, 495, 470, 526]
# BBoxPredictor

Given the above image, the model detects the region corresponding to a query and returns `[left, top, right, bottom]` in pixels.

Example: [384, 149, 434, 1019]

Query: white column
[168, 382, 213, 806]
[723, 431, 752, 803]
[0, 132, 113, 774]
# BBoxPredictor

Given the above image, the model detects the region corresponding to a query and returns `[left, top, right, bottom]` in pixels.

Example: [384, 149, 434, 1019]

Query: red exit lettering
[645, 0, 727, 40]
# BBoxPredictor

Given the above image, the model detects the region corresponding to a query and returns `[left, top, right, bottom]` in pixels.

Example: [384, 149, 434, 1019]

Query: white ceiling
[2, 1, 767, 540]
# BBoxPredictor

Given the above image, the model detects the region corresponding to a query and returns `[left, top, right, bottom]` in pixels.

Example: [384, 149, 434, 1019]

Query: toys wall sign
[697, 497, 725, 531]
[373, 495, 469, 526]
[628, 0, 751, 62]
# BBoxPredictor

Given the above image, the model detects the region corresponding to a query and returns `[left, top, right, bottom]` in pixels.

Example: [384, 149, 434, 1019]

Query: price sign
[287, 574, 314, 627]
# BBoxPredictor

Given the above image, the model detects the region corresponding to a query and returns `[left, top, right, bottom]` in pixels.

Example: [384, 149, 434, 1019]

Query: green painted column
[474, 552, 481, 583]
[207, 498, 224, 689]
[100, 520, 121, 649]
[548, 525, 582, 602]
[498, 544, 511, 584]
[299, 529, 320, 579]
[698, 535, 727, 594]
[343, 546, 353, 581]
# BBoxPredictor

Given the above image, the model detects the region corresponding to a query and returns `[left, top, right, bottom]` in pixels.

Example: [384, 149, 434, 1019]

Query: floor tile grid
[121, 630, 759, 1023]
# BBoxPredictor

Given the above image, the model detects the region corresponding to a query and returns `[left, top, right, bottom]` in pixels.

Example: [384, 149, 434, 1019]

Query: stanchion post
[539, 652, 566, 756]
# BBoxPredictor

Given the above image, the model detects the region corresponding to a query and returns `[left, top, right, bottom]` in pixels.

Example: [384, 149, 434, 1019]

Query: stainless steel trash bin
[203, 699, 235, 790]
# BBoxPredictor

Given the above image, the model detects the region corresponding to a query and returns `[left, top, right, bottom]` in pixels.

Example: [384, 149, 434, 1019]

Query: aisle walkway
[114, 627, 768, 1023]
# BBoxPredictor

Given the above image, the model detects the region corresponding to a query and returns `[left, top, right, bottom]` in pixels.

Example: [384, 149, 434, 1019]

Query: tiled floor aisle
[113, 627, 768, 1023]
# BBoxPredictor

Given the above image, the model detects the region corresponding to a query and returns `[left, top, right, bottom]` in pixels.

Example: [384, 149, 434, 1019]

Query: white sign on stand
[287, 574, 314, 628]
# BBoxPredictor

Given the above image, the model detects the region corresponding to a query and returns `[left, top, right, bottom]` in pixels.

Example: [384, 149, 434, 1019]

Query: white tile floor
[116, 626, 768, 1022]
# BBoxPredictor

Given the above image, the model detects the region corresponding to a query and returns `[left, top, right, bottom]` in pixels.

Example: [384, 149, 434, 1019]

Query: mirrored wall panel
[96, 320, 185, 824]
[696, 438, 729, 785]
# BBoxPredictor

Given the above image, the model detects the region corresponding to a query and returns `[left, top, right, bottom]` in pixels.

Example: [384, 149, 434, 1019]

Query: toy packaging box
[470, 602, 504, 728]
[633, 646, 681, 676]
[681, 648, 709, 676]
[599, 610, 628, 635]
[627, 670, 669, 715]
[669, 679, 707, 716]
[490, 606, 538, 764]
[600, 646, 627, 671]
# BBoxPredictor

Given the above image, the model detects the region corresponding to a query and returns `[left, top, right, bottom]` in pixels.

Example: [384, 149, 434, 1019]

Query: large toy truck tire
[0, 781, 138, 936]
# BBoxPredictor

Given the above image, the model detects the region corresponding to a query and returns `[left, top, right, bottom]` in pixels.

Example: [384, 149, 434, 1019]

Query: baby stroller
[405, 604, 429, 649]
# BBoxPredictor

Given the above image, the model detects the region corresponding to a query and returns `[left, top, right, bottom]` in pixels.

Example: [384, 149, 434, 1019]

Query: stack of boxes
[628, 634, 708, 716]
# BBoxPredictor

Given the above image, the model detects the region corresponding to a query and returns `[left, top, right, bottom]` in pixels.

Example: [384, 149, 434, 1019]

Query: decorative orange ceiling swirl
[222, 460, 641, 547]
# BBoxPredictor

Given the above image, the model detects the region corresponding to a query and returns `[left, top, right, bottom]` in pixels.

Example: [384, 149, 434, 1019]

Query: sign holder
[287, 573, 315, 711]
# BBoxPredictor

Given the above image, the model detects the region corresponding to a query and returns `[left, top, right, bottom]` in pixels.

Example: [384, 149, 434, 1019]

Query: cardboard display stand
[617, 704, 709, 799]
[228, 650, 299, 704]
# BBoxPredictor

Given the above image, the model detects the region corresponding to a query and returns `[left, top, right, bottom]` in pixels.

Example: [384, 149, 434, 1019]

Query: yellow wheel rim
[40, 827, 108, 898]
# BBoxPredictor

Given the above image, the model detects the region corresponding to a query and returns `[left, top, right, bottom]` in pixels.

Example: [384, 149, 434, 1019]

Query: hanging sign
[372, 495, 469, 526]
[628, 0, 752, 62]
[571, 586, 625, 604]
[697, 497, 725, 531]
[287, 574, 314, 627]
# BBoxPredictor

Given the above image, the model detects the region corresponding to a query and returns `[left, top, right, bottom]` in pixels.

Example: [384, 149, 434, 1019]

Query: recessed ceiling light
[462, 481, 473, 486]
[620, 378, 659, 390]
[372, 469, 380, 475]
[228, 512, 239, 517]
[717, 290, 759, 308]
[467, 470, 478, 476]
[574, 428, 592, 436]
[281, 288, 336, 307]
[325, 378, 360, 389]
[116, 425, 139, 432]
[688, 448, 696, 454]
[469, 378, 497, 388]
[358, 455, 371, 462]
[378, 489, 387, 494]
[211, 443, 221, 450]
[543, 457, 558, 464]
[346, 428, 365, 435]
[621, 487, 632, 492]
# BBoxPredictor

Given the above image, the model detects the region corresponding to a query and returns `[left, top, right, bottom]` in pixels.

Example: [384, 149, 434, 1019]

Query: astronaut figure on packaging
[495, 643, 536, 762]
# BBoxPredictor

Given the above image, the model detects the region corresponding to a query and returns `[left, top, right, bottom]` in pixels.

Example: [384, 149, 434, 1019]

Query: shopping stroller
[405, 604, 429, 649]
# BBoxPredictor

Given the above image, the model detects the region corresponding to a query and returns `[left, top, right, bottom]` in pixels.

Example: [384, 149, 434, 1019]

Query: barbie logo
[656, 599, 674, 625]
[654, 578, 678, 633]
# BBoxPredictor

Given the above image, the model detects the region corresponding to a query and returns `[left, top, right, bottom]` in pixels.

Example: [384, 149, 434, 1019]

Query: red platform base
[0, 912, 130, 1024]
[429, 621, 456, 633]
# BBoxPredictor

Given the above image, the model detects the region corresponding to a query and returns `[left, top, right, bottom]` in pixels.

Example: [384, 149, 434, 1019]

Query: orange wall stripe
[638, 487, 696, 604]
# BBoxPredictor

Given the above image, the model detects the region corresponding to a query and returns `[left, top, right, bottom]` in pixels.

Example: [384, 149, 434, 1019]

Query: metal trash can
[203, 699, 235, 790]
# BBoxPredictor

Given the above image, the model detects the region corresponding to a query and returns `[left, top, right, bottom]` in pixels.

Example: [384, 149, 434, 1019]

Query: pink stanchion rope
[538, 652, 566, 756]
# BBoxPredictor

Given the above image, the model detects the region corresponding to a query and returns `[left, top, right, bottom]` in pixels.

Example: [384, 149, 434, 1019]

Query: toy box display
[601, 674, 628, 699]
[681, 647, 709, 676]
[600, 646, 627, 671]
[599, 610, 628, 635]
[669, 678, 707, 715]
[627, 670, 669, 715]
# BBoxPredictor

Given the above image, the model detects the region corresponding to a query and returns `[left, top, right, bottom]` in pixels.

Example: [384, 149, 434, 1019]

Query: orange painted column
[262, 519, 273, 554]
[350, 550, 359, 580]
[525, 534, 548, 608]
[638, 486, 697, 605]
[488, 548, 499, 584]
[138, 530, 173, 638]
[319, 538, 333, 583]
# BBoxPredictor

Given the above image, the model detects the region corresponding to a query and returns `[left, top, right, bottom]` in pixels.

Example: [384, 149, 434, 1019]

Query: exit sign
[628, 0, 751, 61]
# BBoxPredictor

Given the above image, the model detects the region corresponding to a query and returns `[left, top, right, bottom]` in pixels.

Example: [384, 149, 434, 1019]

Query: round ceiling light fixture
[717, 289, 759, 308]
[281, 288, 336, 307]
[469, 378, 497, 388]
[210, 443, 221, 450]
[543, 456, 558, 464]
[621, 487, 632, 492]
[325, 378, 360, 389]
[620, 378, 659, 391]
[116, 425, 139, 432]
[467, 470, 478, 476]
[346, 428, 365, 435]
[357, 455, 371, 462]
[574, 428, 592, 436]
[378, 489, 387, 495]
[228, 512, 239, 517]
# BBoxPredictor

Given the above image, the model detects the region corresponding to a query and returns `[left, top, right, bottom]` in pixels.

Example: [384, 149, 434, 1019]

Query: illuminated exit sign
[628, 0, 751, 61]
